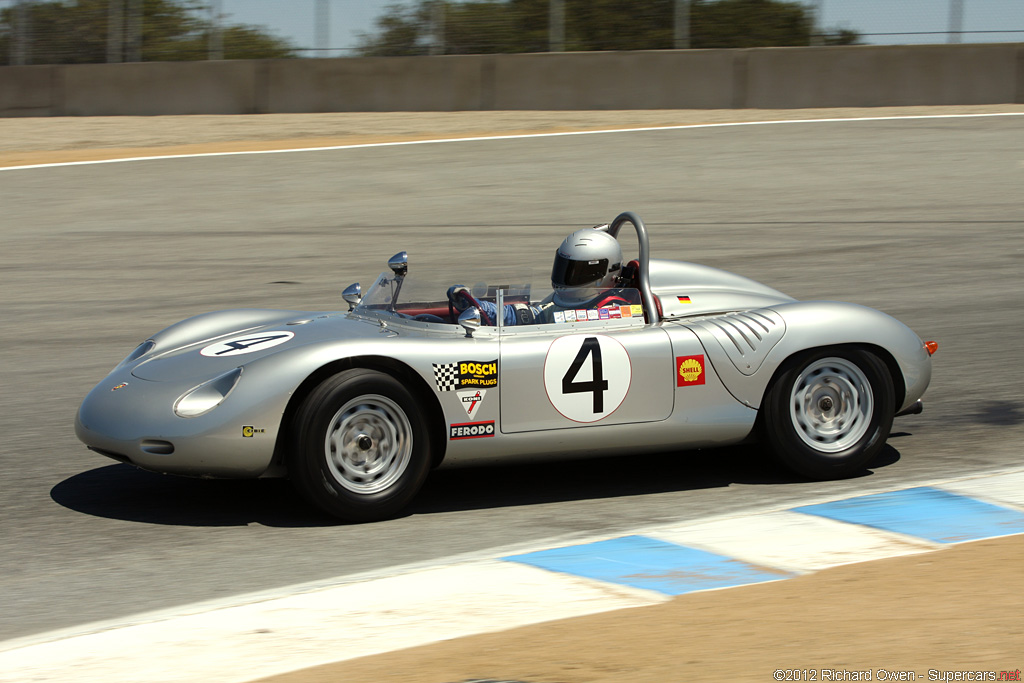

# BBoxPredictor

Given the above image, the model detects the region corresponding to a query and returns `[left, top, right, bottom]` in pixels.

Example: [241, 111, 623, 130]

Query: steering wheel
[448, 287, 493, 326]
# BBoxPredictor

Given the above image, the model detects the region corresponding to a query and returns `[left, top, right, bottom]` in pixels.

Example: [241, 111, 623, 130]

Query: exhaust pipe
[895, 400, 923, 417]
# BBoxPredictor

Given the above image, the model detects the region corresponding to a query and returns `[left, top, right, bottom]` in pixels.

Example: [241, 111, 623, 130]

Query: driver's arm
[448, 286, 538, 326]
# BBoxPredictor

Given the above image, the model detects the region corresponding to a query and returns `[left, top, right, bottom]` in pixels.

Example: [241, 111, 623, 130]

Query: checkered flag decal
[432, 362, 459, 392]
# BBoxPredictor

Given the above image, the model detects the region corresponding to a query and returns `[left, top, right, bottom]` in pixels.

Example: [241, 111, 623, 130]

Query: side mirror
[342, 283, 361, 310]
[458, 307, 481, 337]
[388, 252, 408, 277]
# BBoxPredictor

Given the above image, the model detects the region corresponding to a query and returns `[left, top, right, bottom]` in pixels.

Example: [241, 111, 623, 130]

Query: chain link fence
[3, 0, 1024, 65]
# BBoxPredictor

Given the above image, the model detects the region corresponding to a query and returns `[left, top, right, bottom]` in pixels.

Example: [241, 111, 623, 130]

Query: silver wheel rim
[323, 394, 412, 494]
[790, 357, 873, 453]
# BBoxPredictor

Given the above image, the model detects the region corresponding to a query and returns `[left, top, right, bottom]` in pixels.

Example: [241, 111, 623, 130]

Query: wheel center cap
[356, 434, 373, 451]
[819, 396, 835, 412]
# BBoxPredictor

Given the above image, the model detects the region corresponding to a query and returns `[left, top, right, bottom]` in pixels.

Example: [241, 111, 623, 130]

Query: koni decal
[457, 389, 487, 417]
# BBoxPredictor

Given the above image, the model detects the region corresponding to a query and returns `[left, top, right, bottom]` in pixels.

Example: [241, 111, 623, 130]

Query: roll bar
[608, 211, 660, 325]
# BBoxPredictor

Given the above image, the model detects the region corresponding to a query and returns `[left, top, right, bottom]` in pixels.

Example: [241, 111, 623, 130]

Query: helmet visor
[552, 253, 609, 288]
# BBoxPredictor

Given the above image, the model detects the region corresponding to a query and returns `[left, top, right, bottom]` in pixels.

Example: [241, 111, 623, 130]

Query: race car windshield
[355, 272, 410, 313]
[551, 254, 609, 288]
[354, 272, 535, 319]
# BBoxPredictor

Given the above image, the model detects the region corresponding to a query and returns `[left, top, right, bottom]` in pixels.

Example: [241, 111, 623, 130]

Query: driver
[448, 226, 637, 325]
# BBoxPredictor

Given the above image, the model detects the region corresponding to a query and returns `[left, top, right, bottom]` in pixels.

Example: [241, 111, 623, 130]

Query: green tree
[357, 1, 522, 57]
[0, 0, 296, 65]
[557, 0, 677, 52]
[691, 0, 811, 48]
[357, 0, 860, 56]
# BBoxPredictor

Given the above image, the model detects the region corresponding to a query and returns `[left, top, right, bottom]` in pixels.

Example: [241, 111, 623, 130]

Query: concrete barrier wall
[745, 44, 1021, 108]
[62, 61, 260, 116]
[0, 65, 58, 116]
[0, 44, 1020, 117]
[490, 51, 741, 109]
[263, 56, 486, 112]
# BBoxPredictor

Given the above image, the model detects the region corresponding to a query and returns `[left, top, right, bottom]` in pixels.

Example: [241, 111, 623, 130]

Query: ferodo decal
[457, 389, 487, 417]
[543, 334, 631, 423]
[676, 355, 706, 387]
[201, 331, 294, 357]
[433, 359, 498, 392]
[449, 420, 495, 440]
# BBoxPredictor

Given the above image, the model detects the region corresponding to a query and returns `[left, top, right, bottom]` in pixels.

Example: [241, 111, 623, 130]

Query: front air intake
[140, 440, 174, 455]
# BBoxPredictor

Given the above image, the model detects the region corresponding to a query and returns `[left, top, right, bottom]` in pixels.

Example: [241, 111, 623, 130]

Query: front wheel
[762, 348, 894, 480]
[289, 369, 431, 522]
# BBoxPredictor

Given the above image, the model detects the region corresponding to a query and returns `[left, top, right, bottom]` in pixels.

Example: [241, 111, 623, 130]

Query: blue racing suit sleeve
[477, 300, 500, 323]
[478, 300, 538, 326]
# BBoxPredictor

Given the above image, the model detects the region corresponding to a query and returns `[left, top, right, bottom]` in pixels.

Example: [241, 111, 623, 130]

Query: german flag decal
[677, 296, 692, 304]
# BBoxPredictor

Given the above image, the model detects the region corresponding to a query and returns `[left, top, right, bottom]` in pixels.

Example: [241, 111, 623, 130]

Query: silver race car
[76, 212, 936, 522]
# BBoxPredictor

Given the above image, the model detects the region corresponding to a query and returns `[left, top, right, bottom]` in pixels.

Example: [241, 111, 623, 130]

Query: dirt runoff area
[7, 106, 1023, 682]
[257, 536, 1024, 683]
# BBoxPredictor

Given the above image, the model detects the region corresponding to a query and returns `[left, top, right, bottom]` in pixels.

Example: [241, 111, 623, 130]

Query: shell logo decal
[676, 355, 705, 387]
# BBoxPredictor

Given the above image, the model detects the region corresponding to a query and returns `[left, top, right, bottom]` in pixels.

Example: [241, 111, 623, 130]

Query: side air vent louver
[692, 310, 786, 376]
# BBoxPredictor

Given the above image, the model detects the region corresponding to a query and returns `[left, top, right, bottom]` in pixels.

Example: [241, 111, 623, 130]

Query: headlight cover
[174, 367, 243, 418]
[118, 340, 156, 368]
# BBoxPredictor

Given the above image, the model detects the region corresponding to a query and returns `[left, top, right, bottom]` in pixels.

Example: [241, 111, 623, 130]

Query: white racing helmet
[551, 227, 623, 307]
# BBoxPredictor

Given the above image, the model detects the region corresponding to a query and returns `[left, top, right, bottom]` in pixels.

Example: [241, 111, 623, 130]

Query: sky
[1, 0, 1020, 54]
[210, 0, 1024, 55]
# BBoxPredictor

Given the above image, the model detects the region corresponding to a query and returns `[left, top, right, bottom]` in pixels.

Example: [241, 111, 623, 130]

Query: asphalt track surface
[2, 113, 1023, 644]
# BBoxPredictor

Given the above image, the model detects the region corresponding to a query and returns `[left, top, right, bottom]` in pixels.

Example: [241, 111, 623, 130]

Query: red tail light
[924, 341, 938, 355]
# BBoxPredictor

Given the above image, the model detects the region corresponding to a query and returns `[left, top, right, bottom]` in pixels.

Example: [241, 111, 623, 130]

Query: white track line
[2, 112, 1022, 173]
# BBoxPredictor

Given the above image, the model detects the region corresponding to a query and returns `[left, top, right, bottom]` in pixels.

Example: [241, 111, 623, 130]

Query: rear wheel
[762, 347, 894, 480]
[289, 369, 431, 522]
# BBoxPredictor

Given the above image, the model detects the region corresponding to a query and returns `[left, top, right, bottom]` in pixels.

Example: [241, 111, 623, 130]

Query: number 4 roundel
[200, 331, 295, 357]
[543, 334, 631, 423]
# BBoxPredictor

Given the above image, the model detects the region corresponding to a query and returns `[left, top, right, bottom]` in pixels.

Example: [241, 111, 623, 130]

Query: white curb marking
[936, 470, 1024, 510]
[647, 511, 937, 574]
[4, 470, 1024, 682]
[0, 561, 665, 683]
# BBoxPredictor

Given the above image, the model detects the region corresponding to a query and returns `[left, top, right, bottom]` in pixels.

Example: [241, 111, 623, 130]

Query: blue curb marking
[503, 535, 793, 596]
[792, 486, 1024, 544]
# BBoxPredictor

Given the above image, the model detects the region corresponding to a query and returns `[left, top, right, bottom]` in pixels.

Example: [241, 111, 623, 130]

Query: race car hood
[129, 308, 376, 382]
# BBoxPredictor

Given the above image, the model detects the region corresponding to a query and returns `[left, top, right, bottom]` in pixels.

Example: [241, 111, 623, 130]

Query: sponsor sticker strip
[552, 305, 639, 323]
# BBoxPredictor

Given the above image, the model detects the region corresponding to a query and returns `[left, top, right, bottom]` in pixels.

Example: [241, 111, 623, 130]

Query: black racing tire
[762, 347, 894, 480]
[288, 369, 432, 522]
